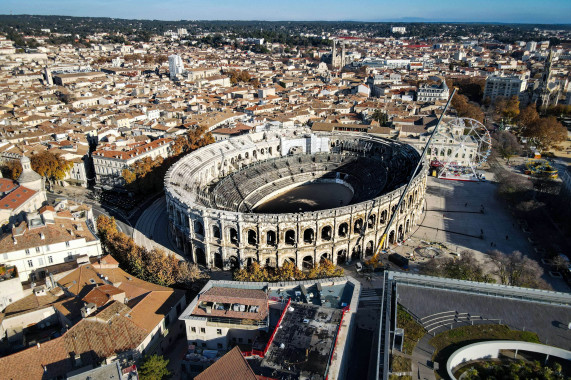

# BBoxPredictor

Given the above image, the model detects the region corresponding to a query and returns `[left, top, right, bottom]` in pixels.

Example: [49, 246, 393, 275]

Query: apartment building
[92, 138, 173, 187]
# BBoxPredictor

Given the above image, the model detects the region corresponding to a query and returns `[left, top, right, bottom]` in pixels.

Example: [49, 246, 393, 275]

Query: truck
[389, 253, 409, 270]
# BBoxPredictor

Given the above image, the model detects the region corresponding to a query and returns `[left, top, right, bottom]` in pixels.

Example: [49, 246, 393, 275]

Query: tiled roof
[0, 185, 36, 210]
[0, 178, 18, 194]
[192, 287, 268, 321]
[0, 217, 97, 254]
[194, 346, 258, 380]
[82, 284, 125, 308]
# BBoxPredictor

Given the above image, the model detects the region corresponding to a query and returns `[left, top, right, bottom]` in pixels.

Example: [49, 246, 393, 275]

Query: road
[133, 197, 184, 260]
[46, 191, 133, 237]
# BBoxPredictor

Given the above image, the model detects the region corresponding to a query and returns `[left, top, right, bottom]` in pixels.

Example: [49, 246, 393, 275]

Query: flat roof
[254, 302, 343, 380]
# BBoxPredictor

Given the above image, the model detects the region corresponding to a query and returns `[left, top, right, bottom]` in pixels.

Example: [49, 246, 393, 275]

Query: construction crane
[371, 89, 456, 259]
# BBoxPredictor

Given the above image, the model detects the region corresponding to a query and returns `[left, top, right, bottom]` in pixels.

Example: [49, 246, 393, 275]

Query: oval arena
[165, 128, 427, 270]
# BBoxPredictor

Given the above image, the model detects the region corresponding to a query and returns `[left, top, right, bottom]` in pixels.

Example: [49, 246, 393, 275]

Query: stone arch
[247, 229, 257, 246]
[229, 255, 239, 270]
[320, 252, 329, 263]
[365, 240, 374, 256]
[353, 218, 363, 234]
[351, 245, 361, 261]
[380, 210, 388, 224]
[398, 224, 404, 241]
[266, 230, 276, 246]
[367, 214, 376, 229]
[302, 255, 313, 269]
[285, 229, 296, 246]
[212, 225, 221, 239]
[303, 228, 315, 244]
[336, 249, 347, 264]
[338, 222, 348, 238]
[214, 252, 223, 269]
[282, 256, 296, 266]
[321, 225, 332, 241]
[196, 247, 206, 266]
[388, 230, 396, 245]
[229, 228, 239, 245]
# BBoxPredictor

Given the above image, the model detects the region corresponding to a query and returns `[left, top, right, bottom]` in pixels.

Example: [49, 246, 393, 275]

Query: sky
[0, 0, 570, 24]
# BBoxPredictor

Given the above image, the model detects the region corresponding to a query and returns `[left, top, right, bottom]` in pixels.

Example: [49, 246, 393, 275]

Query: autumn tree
[492, 131, 521, 163]
[520, 116, 567, 151]
[30, 151, 73, 182]
[494, 96, 520, 123]
[517, 104, 540, 131]
[451, 94, 484, 123]
[1, 160, 22, 179]
[228, 70, 251, 85]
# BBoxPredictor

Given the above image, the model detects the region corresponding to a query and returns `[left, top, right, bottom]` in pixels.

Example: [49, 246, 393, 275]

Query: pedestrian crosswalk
[359, 288, 384, 309]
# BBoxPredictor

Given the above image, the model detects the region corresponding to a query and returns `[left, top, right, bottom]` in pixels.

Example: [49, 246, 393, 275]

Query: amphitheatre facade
[165, 127, 426, 270]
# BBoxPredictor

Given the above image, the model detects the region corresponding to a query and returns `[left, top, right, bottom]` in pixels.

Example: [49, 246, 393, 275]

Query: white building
[526, 41, 537, 52]
[483, 74, 527, 101]
[168, 54, 185, 79]
[391, 26, 406, 34]
[417, 81, 450, 103]
[93, 138, 173, 187]
[0, 208, 102, 283]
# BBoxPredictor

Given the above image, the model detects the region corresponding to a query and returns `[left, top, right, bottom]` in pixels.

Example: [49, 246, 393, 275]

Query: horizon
[0, 0, 570, 25]
[2, 13, 571, 26]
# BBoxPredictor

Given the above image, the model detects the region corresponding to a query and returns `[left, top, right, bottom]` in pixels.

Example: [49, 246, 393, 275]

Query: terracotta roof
[82, 284, 125, 308]
[0, 185, 36, 210]
[195, 346, 258, 380]
[0, 178, 18, 194]
[0, 217, 97, 254]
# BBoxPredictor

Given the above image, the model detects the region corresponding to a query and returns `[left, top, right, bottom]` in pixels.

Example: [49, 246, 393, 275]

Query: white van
[355, 262, 363, 272]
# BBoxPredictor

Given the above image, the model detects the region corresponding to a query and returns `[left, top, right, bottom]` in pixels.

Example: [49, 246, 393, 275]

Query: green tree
[371, 109, 389, 126]
[139, 354, 170, 380]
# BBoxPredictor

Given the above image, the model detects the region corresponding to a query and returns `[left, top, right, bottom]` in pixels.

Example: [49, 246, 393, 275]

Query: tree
[421, 253, 494, 283]
[521, 116, 567, 151]
[176, 262, 208, 285]
[451, 94, 484, 123]
[30, 151, 73, 182]
[371, 109, 389, 126]
[517, 104, 540, 131]
[494, 96, 520, 123]
[488, 250, 550, 289]
[1, 160, 22, 179]
[138, 354, 170, 380]
[493, 131, 521, 163]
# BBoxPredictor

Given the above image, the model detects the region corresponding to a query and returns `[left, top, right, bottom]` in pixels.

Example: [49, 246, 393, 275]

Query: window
[46, 245, 50, 252]
[165, 315, 170, 326]
[216, 329, 222, 335]
[48, 256, 53, 264]
[38, 258, 44, 266]
[68, 252, 73, 259]
[65, 241, 70, 247]
[25, 249, 30, 255]
[200, 328, 205, 334]
[201, 343, 206, 348]
[27, 260, 33, 268]
[35, 247, 40, 253]
[191, 327, 196, 333]
[238, 338, 243, 343]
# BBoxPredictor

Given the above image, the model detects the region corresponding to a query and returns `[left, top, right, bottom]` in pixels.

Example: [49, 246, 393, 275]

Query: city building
[168, 54, 185, 79]
[416, 81, 450, 102]
[181, 277, 359, 379]
[483, 74, 527, 101]
[92, 138, 173, 187]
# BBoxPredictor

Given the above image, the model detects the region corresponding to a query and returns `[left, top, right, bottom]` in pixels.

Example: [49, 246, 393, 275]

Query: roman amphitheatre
[165, 127, 426, 270]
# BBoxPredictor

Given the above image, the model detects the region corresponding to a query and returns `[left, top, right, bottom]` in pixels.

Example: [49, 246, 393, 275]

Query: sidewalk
[411, 334, 436, 380]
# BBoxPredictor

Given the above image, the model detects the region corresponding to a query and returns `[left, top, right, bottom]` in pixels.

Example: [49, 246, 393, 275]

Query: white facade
[0, 222, 102, 283]
[417, 82, 450, 102]
[168, 55, 185, 79]
[391, 26, 406, 34]
[483, 75, 527, 101]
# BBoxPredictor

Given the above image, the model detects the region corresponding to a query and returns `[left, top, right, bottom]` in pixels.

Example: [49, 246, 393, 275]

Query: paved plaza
[388, 176, 570, 292]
